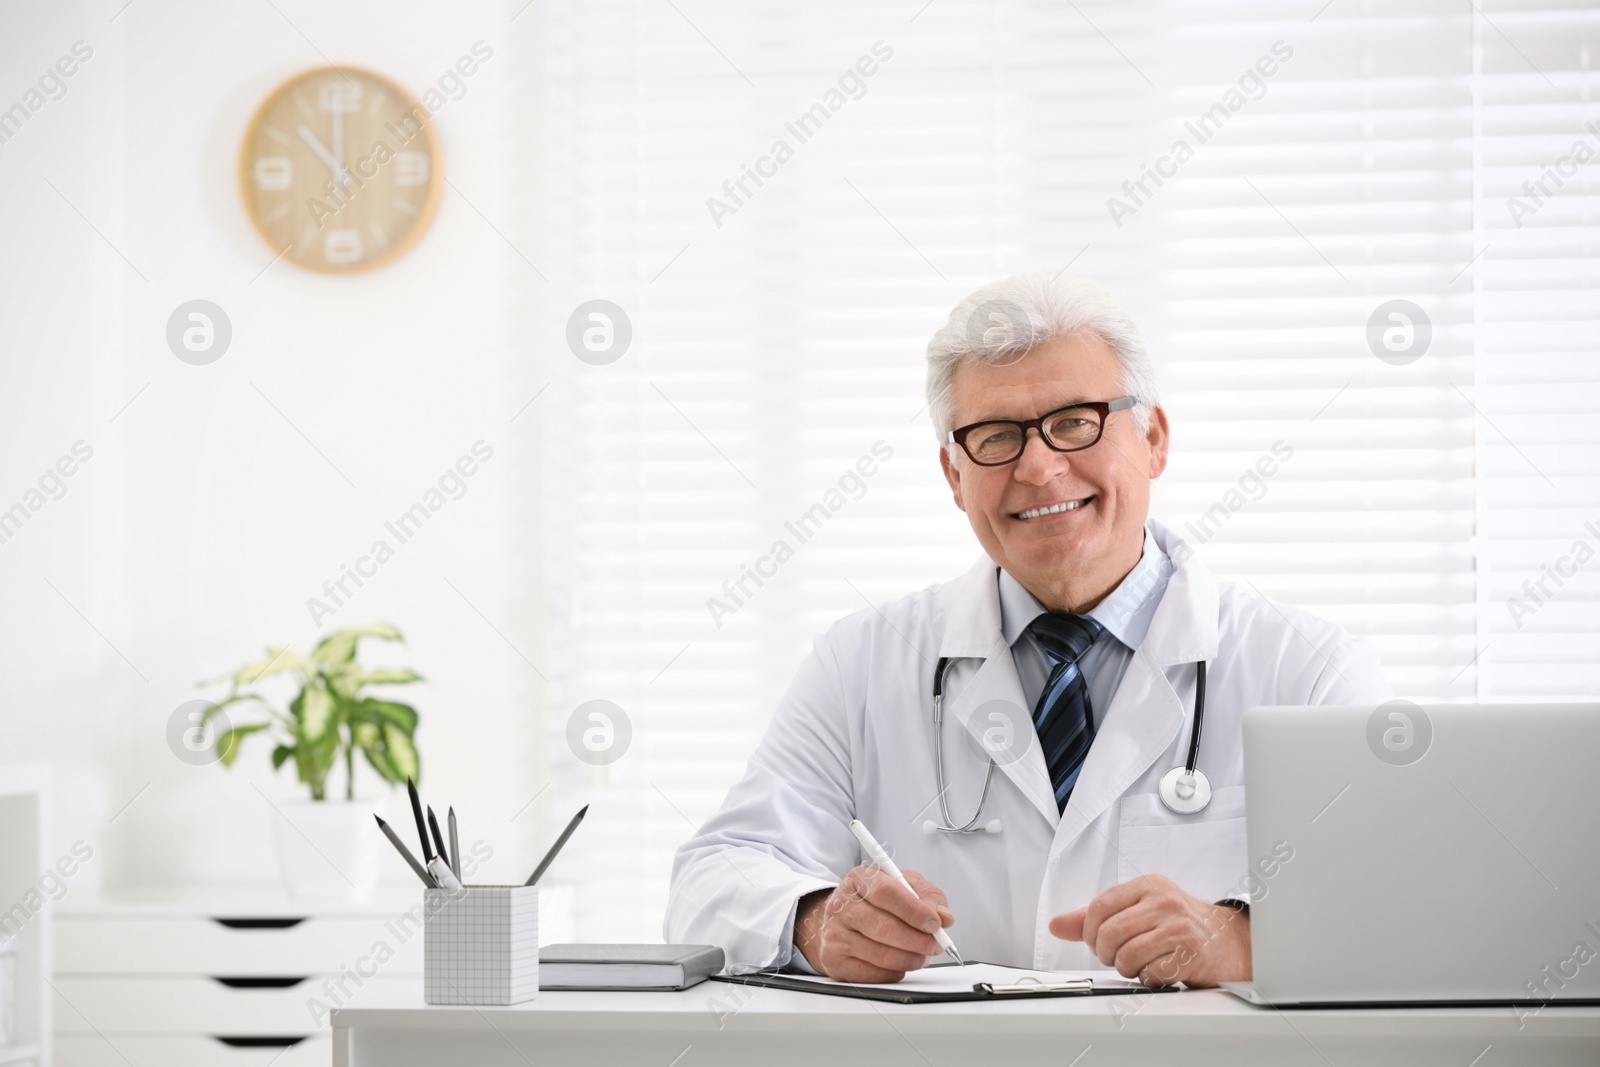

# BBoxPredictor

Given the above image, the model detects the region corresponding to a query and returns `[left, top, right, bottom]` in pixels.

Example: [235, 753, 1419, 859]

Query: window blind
[518, 0, 1600, 941]
[1472, 2, 1600, 699]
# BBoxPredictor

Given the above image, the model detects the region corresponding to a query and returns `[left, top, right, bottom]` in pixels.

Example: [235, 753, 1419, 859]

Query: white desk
[332, 981, 1600, 1067]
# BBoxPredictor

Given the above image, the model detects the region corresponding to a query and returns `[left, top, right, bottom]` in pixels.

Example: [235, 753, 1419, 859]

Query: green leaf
[348, 698, 419, 736]
[232, 647, 313, 684]
[308, 719, 341, 767]
[325, 666, 422, 702]
[383, 723, 421, 782]
[358, 668, 422, 686]
[200, 695, 254, 725]
[217, 723, 271, 766]
[325, 665, 365, 701]
[294, 742, 316, 786]
[354, 718, 419, 786]
[205, 696, 291, 736]
[360, 739, 400, 782]
[271, 744, 294, 770]
[312, 624, 403, 667]
[298, 726, 340, 797]
[284, 681, 345, 801]
[292, 683, 337, 741]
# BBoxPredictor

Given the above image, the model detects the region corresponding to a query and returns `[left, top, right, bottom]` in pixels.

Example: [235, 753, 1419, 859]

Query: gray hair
[924, 273, 1159, 445]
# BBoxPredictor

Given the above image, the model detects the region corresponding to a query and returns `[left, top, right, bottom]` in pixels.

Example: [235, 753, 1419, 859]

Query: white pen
[848, 818, 965, 966]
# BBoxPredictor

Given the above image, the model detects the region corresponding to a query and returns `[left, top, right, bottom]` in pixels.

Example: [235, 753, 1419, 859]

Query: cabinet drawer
[56, 916, 423, 975]
[52, 976, 413, 1035]
[57, 1034, 329, 1067]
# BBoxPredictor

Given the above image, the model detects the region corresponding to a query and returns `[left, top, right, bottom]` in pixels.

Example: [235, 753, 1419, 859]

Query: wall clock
[239, 66, 442, 273]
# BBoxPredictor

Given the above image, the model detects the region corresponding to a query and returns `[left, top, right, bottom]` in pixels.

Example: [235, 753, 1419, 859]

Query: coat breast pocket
[1115, 785, 1249, 905]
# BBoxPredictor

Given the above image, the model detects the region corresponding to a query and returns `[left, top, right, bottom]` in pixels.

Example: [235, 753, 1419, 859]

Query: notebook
[715, 962, 1172, 1004]
[538, 944, 725, 990]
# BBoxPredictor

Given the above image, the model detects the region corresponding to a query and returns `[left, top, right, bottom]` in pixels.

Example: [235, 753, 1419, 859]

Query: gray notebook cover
[538, 944, 725, 990]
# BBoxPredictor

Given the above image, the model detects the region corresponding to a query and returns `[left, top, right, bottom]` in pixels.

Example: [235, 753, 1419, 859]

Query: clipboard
[712, 962, 1180, 1005]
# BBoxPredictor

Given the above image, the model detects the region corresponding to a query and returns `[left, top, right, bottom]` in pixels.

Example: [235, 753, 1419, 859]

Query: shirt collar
[997, 525, 1172, 652]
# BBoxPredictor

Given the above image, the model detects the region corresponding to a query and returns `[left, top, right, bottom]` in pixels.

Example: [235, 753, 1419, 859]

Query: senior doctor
[665, 273, 1390, 987]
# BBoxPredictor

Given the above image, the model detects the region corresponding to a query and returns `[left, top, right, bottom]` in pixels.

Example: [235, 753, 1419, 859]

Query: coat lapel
[937, 557, 1061, 829]
[1052, 520, 1222, 853]
[1053, 650, 1183, 851]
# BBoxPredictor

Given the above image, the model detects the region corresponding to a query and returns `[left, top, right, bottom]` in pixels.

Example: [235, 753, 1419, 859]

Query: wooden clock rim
[238, 64, 445, 276]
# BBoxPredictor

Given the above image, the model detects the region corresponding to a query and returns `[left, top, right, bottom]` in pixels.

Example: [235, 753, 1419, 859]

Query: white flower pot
[270, 799, 382, 900]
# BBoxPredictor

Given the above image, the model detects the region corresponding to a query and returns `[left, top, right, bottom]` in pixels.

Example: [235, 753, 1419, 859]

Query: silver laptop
[1225, 703, 1600, 1008]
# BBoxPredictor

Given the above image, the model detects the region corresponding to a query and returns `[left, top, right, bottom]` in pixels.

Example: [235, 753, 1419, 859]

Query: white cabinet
[53, 886, 423, 1067]
[0, 767, 49, 1067]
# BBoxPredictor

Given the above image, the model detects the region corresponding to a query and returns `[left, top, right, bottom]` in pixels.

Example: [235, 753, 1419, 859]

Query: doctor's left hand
[1048, 874, 1250, 987]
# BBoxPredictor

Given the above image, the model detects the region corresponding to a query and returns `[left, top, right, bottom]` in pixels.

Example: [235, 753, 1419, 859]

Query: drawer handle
[214, 1036, 309, 1048]
[212, 976, 310, 989]
[212, 917, 308, 929]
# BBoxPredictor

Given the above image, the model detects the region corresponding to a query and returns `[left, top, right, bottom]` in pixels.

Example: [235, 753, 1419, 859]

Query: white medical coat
[665, 521, 1391, 972]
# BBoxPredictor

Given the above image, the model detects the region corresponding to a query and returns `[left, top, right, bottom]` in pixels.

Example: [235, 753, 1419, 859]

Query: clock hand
[332, 105, 346, 179]
[297, 124, 350, 185]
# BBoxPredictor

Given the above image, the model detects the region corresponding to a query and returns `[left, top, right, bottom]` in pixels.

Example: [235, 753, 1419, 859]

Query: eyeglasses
[947, 396, 1138, 466]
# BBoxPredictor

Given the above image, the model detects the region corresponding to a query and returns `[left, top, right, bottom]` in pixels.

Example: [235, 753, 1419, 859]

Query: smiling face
[938, 330, 1169, 613]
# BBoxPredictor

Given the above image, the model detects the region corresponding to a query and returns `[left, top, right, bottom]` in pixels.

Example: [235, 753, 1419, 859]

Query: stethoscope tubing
[931, 657, 998, 833]
[1185, 659, 1206, 773]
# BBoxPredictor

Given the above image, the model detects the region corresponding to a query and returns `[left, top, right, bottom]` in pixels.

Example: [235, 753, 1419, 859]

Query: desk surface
[333, 983, 1600, 1067]
[333, 980, 1600, 1037]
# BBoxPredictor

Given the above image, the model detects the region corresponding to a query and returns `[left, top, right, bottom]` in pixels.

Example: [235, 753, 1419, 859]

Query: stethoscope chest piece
[1158, 765, 1211, 815]
[1156, 659, 1212, 814]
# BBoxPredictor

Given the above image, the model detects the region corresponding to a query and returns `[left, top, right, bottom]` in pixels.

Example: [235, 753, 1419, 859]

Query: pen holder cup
[423, 885, 539, 1005]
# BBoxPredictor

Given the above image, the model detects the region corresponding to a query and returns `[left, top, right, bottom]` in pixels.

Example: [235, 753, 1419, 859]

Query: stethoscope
[925, 655, 1212, 834]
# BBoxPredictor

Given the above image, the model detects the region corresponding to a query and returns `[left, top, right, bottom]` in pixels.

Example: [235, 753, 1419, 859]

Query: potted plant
[204, 623, 423, 898]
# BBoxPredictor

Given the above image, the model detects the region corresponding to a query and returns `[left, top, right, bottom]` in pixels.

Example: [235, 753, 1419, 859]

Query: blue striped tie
[1027, 613, 1104, 813]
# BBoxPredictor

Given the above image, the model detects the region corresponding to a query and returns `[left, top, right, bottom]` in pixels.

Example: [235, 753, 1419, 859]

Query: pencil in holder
[423, 884, 539, 1005]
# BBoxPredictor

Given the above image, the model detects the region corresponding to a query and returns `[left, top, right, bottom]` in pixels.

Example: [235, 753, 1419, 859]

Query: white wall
[9, 0, 1592, 942]
[0, 0, 551, 892]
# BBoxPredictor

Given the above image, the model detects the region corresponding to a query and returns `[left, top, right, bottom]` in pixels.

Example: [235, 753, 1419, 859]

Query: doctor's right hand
[792, 864, 955, 983]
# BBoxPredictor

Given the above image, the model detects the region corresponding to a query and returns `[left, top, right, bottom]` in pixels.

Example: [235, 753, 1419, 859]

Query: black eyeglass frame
[946, 396, 1139, 466]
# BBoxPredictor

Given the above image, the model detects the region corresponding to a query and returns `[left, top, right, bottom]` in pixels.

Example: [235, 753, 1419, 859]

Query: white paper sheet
[768, 962, 1144, 995]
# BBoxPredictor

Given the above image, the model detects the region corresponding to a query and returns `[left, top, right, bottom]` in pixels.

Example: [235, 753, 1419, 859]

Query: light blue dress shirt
[997, 524, 1172, 728]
